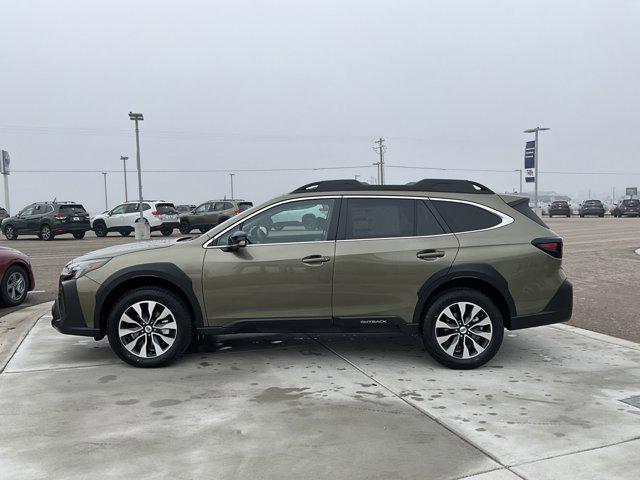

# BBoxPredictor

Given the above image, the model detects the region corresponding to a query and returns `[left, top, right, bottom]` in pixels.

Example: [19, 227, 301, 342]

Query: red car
[0, 247, 34, 306]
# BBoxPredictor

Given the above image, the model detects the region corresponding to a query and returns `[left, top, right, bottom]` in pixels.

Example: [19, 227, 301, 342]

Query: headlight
[61, 258, 111, 280]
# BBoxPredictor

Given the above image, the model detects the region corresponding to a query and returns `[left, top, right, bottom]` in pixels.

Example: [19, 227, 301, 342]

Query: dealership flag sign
[524, 140, 535, 183]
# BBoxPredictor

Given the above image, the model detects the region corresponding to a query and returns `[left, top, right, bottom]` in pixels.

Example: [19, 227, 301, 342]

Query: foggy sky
[1, 0, 639, 214]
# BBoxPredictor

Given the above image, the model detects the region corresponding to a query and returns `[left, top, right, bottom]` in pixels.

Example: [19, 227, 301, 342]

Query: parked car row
[0, 198, 255, 240]
[544, 199, 639, 218]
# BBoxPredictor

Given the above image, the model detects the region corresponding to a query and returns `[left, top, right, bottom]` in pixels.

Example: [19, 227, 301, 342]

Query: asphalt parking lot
[1, 216, 638, 342]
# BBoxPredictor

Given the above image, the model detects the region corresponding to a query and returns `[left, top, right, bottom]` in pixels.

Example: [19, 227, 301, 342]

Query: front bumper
[51, 279, 100, 338]
[507, 279, 573, 330]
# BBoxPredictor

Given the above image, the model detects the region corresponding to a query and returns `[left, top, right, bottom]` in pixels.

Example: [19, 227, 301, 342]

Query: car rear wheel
[72, 231, 85, 239]
[94, 222, 108, 237]
[3, 224, 17, 240]
[421, 288, 504, 369]
[0, 265, 29, 306]
[40, 224, 55, 241]
[119, 229, 131, 236]
[107, 287, 194, 368]
[160, 227, 173, 236]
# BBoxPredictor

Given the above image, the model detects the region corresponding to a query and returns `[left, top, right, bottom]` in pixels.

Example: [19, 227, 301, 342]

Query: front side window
[345, 198, 414, 240]
[432, 200, 502, 233]
[19, 206, 35, 216]
[217, 198, 336, 246]
[111, 204, 127, 215]
[195, 203, 210, 214]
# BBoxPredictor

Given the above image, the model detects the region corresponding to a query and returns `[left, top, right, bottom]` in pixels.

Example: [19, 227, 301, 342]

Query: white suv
[91, 201, 180, 237]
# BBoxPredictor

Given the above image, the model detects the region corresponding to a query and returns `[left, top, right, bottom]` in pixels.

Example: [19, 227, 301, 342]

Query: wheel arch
[413, 264, 516, 331]
[94, 263, 204, 338]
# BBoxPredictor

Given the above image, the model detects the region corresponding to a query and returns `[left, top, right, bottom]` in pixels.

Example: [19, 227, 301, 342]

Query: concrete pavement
[1, 310, 639, 479]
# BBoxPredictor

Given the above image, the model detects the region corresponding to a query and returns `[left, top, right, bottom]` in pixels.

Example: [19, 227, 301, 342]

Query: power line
[11, 165, 374, 174]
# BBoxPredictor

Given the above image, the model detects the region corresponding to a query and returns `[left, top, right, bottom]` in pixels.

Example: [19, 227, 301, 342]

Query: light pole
[120, 156, 129, 201]
[229, 173, 235, 199]
[101, 172, 108, 210]
[129, 112, 148, 239]
[514, 169, 523, 194]
[523, 126, 550, 208]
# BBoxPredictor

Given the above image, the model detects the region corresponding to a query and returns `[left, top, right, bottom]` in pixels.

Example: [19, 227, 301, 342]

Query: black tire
[73, 231, 85, 239]
[160, 227, 173, 236]
[0, 264, 29, 307]
[93, 222, 108, 237]
[579, 214, 584, 218]
[3, 224, 17, 240]
[179, 220, 191, 234]
[548, 214, 553, 218]
[301, 214, 317, 230]
[421, 288, 504, 369]
[120, 229, 132, 237]
[106, 287, 194, 368]
[566, 214, 571, 218]
[40, 224, 55, 241]
[599, 213, 604, 218]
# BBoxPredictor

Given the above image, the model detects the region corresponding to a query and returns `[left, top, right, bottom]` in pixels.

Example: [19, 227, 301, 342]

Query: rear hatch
[155, 203, 180, 222]
[57, 204, 90, 225]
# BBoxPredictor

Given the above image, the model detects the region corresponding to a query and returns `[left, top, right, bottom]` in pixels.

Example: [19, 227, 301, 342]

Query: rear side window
[417, 201, 445, 236]
[433, 200, 502, 233]
[508, 198, 548, 228]
[59, 204, 87, 214]
[345, 198, 414, 239]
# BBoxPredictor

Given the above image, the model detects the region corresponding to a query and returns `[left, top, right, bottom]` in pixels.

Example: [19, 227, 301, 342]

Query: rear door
[28, 204, 48, 232]
[332, 197, 459, 326]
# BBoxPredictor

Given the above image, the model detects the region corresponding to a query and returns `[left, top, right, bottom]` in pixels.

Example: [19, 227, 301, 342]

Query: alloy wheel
[118, 301, 178, 358]
[7, 271, 26, 302]
[41, 225, 51, 240]
[434, 302, 493, 359]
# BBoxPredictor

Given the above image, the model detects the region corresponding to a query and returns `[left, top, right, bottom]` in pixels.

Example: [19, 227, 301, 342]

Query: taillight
[532, 237, 563, 259]
[151, 210, 159, 216]
[53, 213, 66, 219]
[233, 209, 241, 214]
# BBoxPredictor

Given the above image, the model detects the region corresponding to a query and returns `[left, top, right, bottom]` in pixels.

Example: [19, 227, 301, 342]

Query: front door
[332, 197, 459, 325]
[202, 197, 339, 327]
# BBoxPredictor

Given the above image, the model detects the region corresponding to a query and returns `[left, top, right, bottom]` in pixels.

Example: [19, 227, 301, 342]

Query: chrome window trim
[203, 195, 340, 248]
[203, 194, 514, 248]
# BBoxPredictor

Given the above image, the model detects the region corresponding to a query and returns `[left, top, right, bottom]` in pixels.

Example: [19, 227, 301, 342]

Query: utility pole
[129, 112, 148, 239]
[372, 137, 386, 185]
[120, 156, 129, 201]
[523, 127, 550, 208]
[1, 150, 10, 214]
[229, 173, 235, 199]
[514, 169, 523, 194]
[101, 172, 108, 210]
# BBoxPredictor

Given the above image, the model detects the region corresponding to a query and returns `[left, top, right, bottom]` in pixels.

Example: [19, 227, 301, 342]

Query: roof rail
[291, 179, 493, 194]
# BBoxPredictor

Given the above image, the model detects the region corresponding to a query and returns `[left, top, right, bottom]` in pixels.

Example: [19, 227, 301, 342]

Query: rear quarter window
[432, 200, 502, 233]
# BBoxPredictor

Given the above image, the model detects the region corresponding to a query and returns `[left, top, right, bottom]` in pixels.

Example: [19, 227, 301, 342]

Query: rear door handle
[302, 255, 331, 265]
[417, 249, 445, 260]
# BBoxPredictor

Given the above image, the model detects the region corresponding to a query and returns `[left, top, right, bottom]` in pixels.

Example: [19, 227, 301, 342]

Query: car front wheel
[422, 288, 504, 369]
[94, 222, 108, 237]
[106, 287, 194, 368]
[3, 224, 17, 240]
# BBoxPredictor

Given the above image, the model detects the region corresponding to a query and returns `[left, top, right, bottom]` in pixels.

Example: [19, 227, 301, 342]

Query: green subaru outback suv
[52, 179, 572, 369]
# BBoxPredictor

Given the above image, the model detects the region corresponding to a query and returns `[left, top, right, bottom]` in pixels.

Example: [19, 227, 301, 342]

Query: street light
[523, 126, 550, 208]
[128, 112, 148, 239]
[101, 172, 108, 210]
[229, 173, 235, 199]
[120, 156, 129, 202]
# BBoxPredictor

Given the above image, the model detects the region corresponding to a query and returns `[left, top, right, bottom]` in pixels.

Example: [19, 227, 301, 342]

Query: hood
[74, 238, 179, 261]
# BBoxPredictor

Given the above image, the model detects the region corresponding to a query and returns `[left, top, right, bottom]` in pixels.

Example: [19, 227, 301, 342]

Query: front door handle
[417, 249, 445, 260]
[302, 255, 331, 265]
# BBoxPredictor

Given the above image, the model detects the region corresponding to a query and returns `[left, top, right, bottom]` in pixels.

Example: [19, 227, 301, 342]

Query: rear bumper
[52, 222, 91, 233]
[150, 221, 180, 232]
[507, 279, 573, 330]
[51, 279, 99, 338]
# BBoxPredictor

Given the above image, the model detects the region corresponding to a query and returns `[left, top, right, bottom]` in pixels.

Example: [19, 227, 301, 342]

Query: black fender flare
[412, 263, 517, 324]
[93, 262, 205, 330]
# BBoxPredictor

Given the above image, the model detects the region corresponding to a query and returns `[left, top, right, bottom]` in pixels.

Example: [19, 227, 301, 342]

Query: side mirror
[222, 230, 248, 252]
